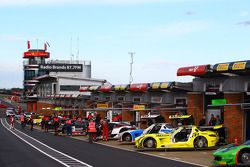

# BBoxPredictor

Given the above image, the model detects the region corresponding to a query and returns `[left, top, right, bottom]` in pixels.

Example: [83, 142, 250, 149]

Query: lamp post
[128, 52, 135, 84]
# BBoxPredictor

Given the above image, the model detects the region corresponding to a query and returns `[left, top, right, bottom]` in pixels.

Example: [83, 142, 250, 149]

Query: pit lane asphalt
[0, 118, 202, 167]
[0, 111, 62, 167]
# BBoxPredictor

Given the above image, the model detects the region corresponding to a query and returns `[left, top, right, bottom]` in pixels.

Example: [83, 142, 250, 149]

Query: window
[105, 96, 111, 101]
[175, 98, 187, 107]
[60, 85, 80, 91]
[117, 96, 124, 101]
[133, 97, 141, 103]
[151, 96, 162, 103]
[94, 96, 99, 101]
[24, 70, 35, 80]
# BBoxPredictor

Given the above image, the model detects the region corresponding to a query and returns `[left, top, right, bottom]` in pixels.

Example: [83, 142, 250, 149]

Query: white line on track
[1, 118, 92, 167]
[81, 139, 208, 167]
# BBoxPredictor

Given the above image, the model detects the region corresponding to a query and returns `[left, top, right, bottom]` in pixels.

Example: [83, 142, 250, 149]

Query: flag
[46, 41, 50, 47]
[27, 41, 30, 49]
[44, 43, 47, 51]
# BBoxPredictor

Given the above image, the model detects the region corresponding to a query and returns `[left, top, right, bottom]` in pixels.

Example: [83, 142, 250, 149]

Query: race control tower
[23, 41, 50, 112]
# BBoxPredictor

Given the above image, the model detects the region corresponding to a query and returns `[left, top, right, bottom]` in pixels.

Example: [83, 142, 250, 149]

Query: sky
[0, 0, 250, 88]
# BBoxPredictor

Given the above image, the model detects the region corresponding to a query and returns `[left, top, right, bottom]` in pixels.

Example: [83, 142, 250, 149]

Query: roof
[177, 60, 250, 78]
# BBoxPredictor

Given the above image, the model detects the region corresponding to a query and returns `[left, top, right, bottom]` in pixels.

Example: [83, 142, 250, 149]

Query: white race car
[118, 123, 175, 142]
[109, 122, 136, 139]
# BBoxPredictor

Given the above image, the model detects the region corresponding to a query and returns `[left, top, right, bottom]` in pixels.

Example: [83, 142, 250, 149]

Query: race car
[213, 140, 250, 165]
[118, 123, 174, 142]
[33, 115, 44, 125]
[109, 122, 136, 139]
[135, 125, 219, 149]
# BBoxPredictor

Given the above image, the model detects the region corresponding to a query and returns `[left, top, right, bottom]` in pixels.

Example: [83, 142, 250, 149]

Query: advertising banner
[39, 64, 83, 72]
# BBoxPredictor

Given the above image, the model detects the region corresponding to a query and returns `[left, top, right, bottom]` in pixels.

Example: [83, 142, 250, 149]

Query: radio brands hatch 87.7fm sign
[39, 64, 83, 72]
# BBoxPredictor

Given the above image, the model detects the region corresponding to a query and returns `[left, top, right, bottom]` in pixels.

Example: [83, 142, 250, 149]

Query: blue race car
[118, 123, 174, 142]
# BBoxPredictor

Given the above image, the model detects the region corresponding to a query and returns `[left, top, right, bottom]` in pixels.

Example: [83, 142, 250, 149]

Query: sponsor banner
[177, 65, 208, 76]
[130, 83, 148, 92]
[24, 51, 50, 58]
[97, 103, 108, 109]
[133, 105, 145, 111]
[151, 83, 161, 89]
[216, 63, 229, 71]
[160, 82, 171, 89]
[39, 64, 83, 72]
[232, 62, 246, 70]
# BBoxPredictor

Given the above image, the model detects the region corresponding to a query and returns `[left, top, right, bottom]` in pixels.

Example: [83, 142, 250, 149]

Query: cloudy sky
[0, 0, 250, 88]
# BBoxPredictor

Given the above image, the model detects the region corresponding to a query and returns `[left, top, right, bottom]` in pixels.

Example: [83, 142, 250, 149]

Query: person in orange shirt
[88, 119, 97, 143]
[20, 114, 25, 130]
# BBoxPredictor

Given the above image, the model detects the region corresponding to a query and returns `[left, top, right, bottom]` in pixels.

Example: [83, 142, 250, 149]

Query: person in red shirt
[102, 119, 109, 141]
[53, 116, 60, 135]
[20, 114, 25, 130]
[29, 117, 34, 131]
[10, 115, 15, 130]
[44, 116, 50, 132]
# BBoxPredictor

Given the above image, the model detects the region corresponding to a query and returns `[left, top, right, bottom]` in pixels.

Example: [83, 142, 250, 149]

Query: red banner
[129, 83, 148, 92]
[24, 51, 50, 58]
[99, 85, 113, 92]
[177, 65, 209, 76]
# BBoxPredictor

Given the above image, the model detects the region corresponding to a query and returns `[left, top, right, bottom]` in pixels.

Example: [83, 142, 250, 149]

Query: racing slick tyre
[123, 134, 132, 142]
[194, 136, 208, 149]
[144, 138, 156, 148]
[238, 150, 250, 164]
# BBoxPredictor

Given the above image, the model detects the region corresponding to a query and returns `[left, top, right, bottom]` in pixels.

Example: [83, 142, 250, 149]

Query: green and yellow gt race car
[135, 125, 219, 149]
[213, 140, 250, 166]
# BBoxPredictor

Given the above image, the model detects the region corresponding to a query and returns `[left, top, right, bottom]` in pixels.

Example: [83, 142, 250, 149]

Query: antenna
[76, 36, 79, 63]
[70, 36, 74, 63]
[128, 52, 135, 84]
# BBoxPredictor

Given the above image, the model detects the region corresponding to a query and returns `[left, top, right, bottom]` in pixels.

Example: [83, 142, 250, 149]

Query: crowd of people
[199, 114, 222, 126]
[9, 111, 111, 143]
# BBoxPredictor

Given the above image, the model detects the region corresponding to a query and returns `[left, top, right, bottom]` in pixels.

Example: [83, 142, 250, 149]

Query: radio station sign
[39, 64, 83, 72]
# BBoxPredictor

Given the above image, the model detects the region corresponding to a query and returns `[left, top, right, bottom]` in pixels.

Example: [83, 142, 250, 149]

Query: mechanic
[20, 114, 25, 130]
[29, 116, 34, 131]
[10, 115, 15, 130]
[53, 116, 60, 135]
[65, 118, 72, 136]
[102, 118, 109, 141]
[44, 116, 50, 132]
[87, 118, 97, 143]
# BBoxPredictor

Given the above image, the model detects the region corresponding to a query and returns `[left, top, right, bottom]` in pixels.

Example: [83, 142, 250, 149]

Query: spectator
[199, 115, 206, 126]
[215, 115, 222, 125]
[209, 114, 217, 126]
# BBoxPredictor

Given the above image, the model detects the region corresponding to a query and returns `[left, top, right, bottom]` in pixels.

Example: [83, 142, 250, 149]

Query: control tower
[23, 41, 50, 112]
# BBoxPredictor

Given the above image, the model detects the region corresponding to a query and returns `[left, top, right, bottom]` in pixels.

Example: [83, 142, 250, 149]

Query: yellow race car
[33, 115, 44, 125]
[135, 125, 219, 149]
